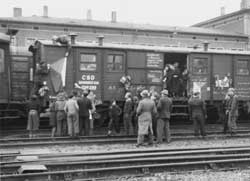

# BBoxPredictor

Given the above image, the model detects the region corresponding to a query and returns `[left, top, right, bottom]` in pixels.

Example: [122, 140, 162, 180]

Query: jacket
[77, 97, 92, 117]
[157, 96, 172, 119]
[188, 97, 206, 118]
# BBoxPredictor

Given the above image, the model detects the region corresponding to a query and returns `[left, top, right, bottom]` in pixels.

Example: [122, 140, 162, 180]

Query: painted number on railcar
[78, 74, 99, 90]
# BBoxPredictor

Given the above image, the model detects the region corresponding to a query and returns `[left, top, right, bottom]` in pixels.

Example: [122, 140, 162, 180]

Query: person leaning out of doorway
[27, 95, 41, 138]
[188, 91, 207, 138]
[157, 89, 173, 144]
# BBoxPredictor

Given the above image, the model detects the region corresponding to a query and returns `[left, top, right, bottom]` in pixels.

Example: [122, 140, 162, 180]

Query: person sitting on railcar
[27, 95, 41, 138]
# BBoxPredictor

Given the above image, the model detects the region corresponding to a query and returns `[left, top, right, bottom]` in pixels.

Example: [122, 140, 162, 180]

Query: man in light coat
[136, 90, 157, 147]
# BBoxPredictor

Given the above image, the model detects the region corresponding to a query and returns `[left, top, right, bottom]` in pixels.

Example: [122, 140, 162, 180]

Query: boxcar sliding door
[103, 50, 126, 101]
[188, 53, 211, 100]
[75, 49, 102, 99]
[233, 55, 250, 100]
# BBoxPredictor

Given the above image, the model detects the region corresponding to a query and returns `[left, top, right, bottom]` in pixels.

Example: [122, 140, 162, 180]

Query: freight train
[1, 33, 250, 124]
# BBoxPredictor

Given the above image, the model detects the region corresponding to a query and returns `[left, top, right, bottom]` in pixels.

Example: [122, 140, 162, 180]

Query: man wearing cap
[157, 89, 173, 143]
[136, 90, 157, 147]
[77, 89, 93, 136]
[123, 92, 134, 135]
[188, 91, 207, 138]
[225, 88, 238, 135]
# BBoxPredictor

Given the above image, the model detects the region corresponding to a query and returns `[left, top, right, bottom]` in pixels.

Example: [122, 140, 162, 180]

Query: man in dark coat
[225, 88, 238, 135]
[188, 91, 207, 138]
[123, 92, 134, 135]
[157, 90, 172, 143]
[77, 89, 93, 136]
[170, 62, 181, 97]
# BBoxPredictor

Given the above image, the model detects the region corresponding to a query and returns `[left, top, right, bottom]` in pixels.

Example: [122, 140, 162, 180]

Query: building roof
[0, 32, 10, 43]
[193, 8, 250, 27]
[0, 16, 248, 38]
[37, 40, 250, 55]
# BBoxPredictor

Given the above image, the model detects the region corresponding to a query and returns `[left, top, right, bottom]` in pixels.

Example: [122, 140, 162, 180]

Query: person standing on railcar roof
[225, 88, 238, 136]
[27, 95, 40, 138]
[157, 89, 173, 144]
[77, 89, 93, 136]
[123, 92, 134, 135]
[188, 91, 207, 138]
[136, 90, 157, 147]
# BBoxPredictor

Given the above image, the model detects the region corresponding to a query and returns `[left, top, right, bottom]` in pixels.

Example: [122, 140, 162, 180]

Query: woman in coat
[136, 90, 157, 147]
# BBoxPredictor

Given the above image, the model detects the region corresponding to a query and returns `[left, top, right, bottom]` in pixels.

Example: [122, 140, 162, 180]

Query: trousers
[123, 113, 134, 135]
[79, 116, 90, 136]
[137, 128, 153, 145]
[193, 114, 206, 136]
[67, 112, 79, 136]
[157, 118, 171, 143]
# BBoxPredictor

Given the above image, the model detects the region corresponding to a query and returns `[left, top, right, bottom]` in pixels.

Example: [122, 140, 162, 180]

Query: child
[108, 100, 122, 136]
[49, 98, 56, 138]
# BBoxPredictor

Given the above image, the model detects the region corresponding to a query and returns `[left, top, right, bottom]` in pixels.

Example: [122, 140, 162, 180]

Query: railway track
[2, 145, 250, 180]
[1, 130, 250, 148]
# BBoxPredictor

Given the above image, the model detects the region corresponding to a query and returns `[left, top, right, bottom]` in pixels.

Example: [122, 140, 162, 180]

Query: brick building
[0, 5, 248, 52]
[193, 0, 250, 40]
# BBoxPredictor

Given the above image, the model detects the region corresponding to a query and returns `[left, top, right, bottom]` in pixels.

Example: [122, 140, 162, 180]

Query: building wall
[0, 20, 248, 51]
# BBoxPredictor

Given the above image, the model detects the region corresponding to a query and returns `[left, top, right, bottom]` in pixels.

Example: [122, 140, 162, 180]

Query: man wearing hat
[224, 88, 238, 135]
[157, 89, 173, 143]
[188, 91, 207, 138]
[136, 90, 157, 147]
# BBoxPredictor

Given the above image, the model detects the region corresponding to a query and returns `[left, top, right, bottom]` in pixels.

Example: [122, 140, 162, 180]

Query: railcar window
[237, 60, 249, 75]
[192, 58, 208, 74]
[107, 54, 123, 72]
[80, 54, 97, 71]
[0, 49, 4, 73]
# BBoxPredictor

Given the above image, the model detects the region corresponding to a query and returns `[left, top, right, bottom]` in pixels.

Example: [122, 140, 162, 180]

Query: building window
[237, 60, 249, 75]
[1, 24, 7, 28]
[33, 26, 39, 30]
[107, 54, 123, 72]
[192, 58, 208, 74]
[0, 48, 4, 73]
[80, 53, 97, 71]
[63, 28, 68, 32]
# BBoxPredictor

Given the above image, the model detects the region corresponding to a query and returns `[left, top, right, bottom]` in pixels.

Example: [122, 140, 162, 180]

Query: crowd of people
[26, 85, 239, 147]
[26, 89, 94, 138]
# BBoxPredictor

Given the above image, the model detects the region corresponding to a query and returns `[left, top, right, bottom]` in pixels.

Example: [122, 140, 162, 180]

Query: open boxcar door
[233, 55, 250, 100]
[188, 53, 211, 100]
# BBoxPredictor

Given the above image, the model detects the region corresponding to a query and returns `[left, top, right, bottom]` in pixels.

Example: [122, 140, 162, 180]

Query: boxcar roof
[0, 33, 10, 43]
[38, 40, 250, 56]
[0, 16, 248, 38]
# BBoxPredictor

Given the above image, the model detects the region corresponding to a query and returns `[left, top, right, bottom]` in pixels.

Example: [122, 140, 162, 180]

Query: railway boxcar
[0, 33, 32, 122]
[30, 37, 250, 123]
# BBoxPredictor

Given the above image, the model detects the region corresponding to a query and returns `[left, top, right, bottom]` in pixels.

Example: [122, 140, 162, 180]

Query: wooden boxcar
[31, 40, 250, 122]
[0, 33, 32, 121]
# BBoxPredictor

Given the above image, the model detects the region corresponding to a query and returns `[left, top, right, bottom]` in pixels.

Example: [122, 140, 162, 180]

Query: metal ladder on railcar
[171, 97, 190, 121]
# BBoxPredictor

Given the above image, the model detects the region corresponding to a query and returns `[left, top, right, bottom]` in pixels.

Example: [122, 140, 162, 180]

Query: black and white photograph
[0, 0, 250, 180]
